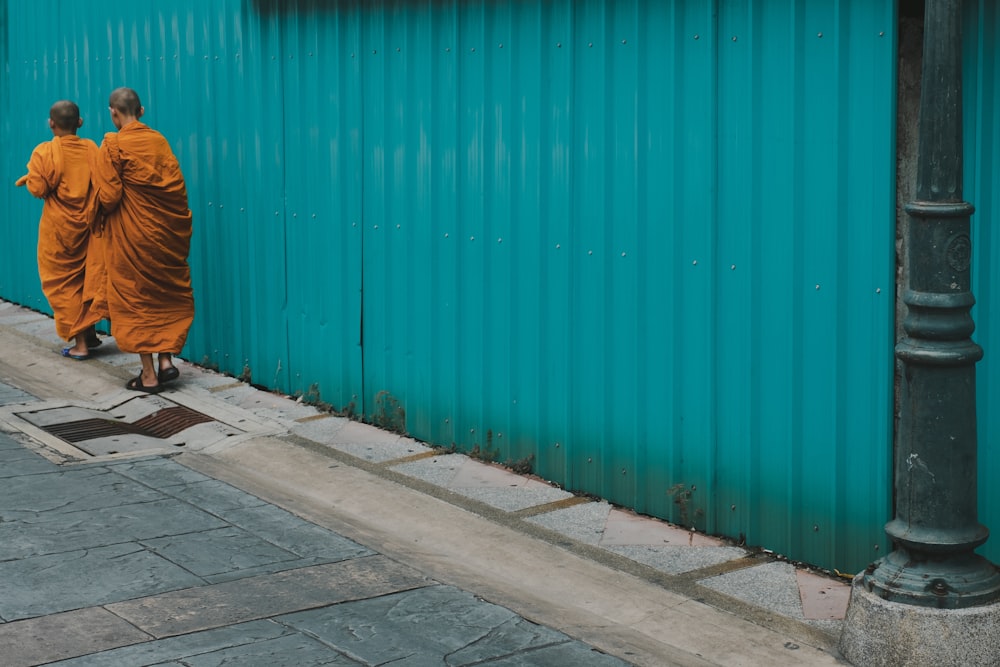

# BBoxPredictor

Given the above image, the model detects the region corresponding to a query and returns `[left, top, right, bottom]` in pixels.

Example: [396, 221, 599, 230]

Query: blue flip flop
[61, 347, 90, 361]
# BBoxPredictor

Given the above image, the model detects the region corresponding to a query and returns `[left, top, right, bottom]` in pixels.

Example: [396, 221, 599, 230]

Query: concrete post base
[839, 575, 1000, 666]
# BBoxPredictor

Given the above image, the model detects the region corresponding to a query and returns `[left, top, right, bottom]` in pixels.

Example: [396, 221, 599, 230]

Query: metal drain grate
[43, 418, 143, 443]
[131, 406, 215, 438]
[39, 405, 215, 443]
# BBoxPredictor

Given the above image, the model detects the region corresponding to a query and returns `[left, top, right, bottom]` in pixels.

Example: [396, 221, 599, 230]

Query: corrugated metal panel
[712, 0, 898, 571]
[0, 0, 925, 573]
[967, 0, 1000, 565]
[354, 0, 897, 572]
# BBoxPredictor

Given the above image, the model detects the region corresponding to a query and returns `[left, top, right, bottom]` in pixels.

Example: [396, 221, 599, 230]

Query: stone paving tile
[0, 467, 166, 518]
[0, 607, 151, 667]
[109, 457, 216, 488]
[279, 584, 630, 666]
[0, 444, 60, 476]
[221, 503, 374, 561]
[44, 619, 292, 666]
[141, 526, 301, 578]
[155, 478, 270, 513]
[276, 585, 625, 666]
[106, 555, 431, 639]
[0, 381, 35, 406]
[0, 497, 228, 561]
[0, 543, 205, 621]
[0, 428, 27, 447]
[181, 634, 363, 666]
[200, 556, 346, 585]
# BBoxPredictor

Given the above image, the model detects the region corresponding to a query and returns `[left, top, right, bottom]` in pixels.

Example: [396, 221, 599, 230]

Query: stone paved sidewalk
[0, 432, 628, 666]
[0, 298, 851, 666]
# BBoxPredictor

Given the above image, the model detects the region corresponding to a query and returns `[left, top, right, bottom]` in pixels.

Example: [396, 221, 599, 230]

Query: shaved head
[49, 100, 81, 131]
[109, 87, 142, 116]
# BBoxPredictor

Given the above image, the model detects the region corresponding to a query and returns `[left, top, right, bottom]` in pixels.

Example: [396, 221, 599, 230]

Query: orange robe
[23, 135, 108, 341]
[91, 122, 194, 354]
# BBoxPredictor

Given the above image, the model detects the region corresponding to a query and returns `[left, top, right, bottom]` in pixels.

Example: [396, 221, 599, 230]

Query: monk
[16, 100, 107, 359]
[91, 87, 194, 393]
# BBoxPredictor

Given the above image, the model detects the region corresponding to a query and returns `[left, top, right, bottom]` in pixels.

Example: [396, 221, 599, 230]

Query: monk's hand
[15, 175, 28, 187]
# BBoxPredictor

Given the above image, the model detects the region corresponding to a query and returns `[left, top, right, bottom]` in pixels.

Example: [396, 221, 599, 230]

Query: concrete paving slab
[448, 458, 554, 489]
[797, 569, 851, 621]
[15, 404, 124, 427]
[106, 555, 431, 639]
[0, 305, 49, 325]
[279, 585, 629, 666]
[699, 561, 806, 620]
[601, 508, 725, 547]
[13, 317, 62, 341]
[442, 459, 576, 511]
[89, 347, 138, 369]
[477, 642, 636, 666]
[390, 452, 465, 486]
[318, 418, 410, 445]
[208, 383, 321, 421]
[604, 545, 750, 576]
[0, 543, 206, 620]
[525, 500, 612, 545]
[293, 417, 433, 461]
[454, 485, 578, 512]
[0, 607, 151, 667]
[627, 599, 843, 667]
[0, 385, 290, 463]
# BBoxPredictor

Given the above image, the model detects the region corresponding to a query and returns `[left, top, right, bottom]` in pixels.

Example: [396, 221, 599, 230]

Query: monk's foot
[61, 347, 91, 361]
[158, 365, 180, 384]
[126, 375, 162, 394]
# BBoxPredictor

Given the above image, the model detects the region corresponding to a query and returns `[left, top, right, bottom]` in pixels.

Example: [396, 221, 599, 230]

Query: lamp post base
[839, 574, 1000, 666]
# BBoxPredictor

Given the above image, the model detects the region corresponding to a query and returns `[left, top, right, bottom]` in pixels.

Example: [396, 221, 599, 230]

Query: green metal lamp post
[841, 1, 1000, 663]
[860, 0, 1000, 610]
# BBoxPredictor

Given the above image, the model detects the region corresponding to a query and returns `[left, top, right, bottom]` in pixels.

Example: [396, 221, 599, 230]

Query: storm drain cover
[42, 406, 215, 442]
[15, 395, 245, 458]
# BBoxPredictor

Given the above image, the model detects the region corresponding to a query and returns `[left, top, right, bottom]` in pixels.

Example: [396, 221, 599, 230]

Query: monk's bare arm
[91, 139, 124, 211]
[22, 145, 54, 198]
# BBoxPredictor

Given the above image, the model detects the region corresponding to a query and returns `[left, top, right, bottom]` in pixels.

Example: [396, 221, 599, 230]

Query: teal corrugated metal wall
[967, 0, 1000, 566]
[4, 0, 996, 573]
